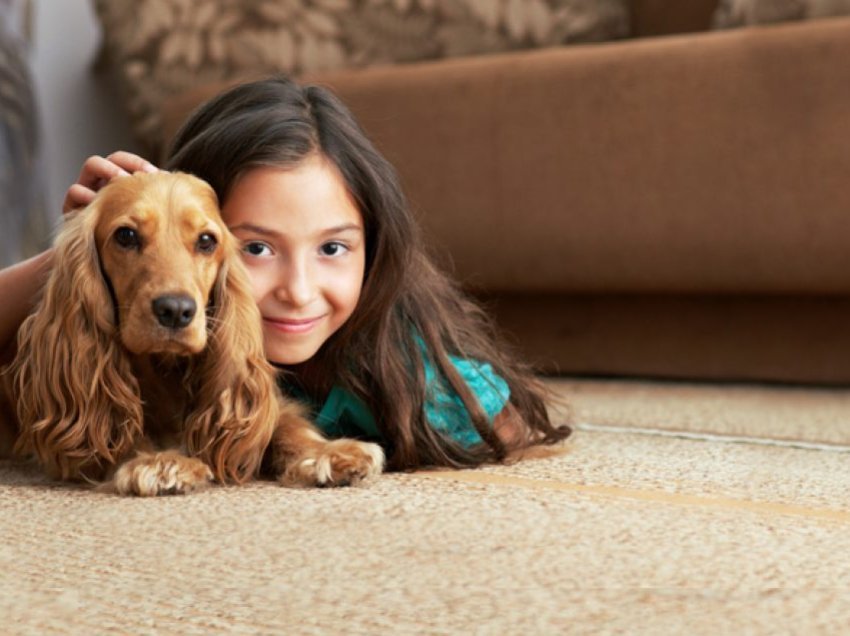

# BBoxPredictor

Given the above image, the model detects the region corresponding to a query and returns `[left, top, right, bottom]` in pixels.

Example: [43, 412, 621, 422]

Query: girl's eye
[320, 241, 348, 257]
[242, 241, 271, 257]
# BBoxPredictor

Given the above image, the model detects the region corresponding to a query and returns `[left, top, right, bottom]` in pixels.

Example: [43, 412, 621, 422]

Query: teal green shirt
[296, 353, 510, 449]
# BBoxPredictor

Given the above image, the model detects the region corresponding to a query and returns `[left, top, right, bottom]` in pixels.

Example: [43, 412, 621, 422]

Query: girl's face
[223, 155, 366, 365]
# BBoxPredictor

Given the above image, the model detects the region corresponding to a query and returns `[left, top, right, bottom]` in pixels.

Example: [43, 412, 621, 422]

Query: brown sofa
[156, 0, 850, 385]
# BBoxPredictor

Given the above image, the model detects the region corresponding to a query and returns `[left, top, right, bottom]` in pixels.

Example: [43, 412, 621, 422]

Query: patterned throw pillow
[92, 0, 629, 154]
[713, 0, 850, 28]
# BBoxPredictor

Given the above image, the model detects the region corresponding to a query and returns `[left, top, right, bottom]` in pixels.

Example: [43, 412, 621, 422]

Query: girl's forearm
[0, 250, 53, 351]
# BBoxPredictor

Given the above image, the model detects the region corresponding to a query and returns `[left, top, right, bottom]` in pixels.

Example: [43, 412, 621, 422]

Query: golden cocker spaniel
[0, 172, 383, 495]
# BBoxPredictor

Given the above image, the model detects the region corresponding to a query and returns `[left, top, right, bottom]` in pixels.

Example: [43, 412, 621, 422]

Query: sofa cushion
[713, 0, 850, 28]
[478, 292, 850, 383]
[163, 17, 850, 297]
[92, 0, 628, 154]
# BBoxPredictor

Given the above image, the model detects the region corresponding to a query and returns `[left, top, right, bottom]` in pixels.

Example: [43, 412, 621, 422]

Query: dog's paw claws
[278, 440, 384, 488]
[111, 451, 214, 497]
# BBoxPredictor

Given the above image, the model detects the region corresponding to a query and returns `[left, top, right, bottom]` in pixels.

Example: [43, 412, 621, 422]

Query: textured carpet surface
[3, 379, 850, 634]
[552, 377, 850, 445]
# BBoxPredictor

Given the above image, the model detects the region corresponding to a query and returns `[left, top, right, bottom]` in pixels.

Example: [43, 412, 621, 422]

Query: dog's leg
[109, 448, 214, 496]
[270, 401, 384, 488]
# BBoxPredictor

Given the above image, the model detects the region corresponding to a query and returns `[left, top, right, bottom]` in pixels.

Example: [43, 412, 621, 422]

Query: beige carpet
[4, 378, 850, 634]
[552, 377, 850, 446]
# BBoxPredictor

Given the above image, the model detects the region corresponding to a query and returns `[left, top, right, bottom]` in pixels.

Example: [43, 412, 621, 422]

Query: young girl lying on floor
[0, 76, 570, 470]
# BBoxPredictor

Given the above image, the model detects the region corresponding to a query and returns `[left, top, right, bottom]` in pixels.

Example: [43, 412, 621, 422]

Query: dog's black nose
[152, 295, 197, 329]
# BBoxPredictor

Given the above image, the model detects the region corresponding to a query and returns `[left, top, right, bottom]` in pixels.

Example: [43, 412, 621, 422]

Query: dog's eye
[196, 233, 218, 254]
[114, 227, 140, 249]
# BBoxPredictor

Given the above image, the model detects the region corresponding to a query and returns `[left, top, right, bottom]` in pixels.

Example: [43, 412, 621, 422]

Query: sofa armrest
[162, 17, 850, 295]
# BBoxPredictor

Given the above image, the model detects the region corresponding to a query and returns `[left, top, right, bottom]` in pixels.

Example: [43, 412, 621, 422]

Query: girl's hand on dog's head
[63, 151, 159, 215]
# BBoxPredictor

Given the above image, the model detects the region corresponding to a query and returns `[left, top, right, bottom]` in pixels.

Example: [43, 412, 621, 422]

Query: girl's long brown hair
[167, 76, 570, 469]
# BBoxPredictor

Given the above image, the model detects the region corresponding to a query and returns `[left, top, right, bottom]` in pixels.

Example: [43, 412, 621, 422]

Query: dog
[0, 171, 383, 495]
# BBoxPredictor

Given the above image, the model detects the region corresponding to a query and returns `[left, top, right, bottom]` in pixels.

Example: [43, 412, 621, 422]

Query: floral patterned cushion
[713, 0, 850, 28]
[92, 0, 629, 153]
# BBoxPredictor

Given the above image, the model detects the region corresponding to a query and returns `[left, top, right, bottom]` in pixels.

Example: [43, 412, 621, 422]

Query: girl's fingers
[66, 152, 159, 215]
[75, 152, 158, 190]
[62, 183, 96, 215]
[76, 155, 130, 189]
[105, 151, 158, 175]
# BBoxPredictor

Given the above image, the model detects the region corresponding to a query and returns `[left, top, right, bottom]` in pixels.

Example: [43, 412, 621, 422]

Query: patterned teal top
[291, 352, 510, 449]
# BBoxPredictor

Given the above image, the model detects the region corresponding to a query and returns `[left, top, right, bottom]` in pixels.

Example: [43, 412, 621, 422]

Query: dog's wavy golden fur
[0, 172, 383, 495]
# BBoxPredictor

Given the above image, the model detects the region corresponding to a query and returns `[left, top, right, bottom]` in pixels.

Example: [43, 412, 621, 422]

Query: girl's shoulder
[317, 385, 380, 439]
[414, 333, 510, 415]
[416, 337, 511, 448]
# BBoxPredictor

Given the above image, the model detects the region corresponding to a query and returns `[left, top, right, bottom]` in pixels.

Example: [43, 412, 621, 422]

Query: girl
[0, 77, 570, 470]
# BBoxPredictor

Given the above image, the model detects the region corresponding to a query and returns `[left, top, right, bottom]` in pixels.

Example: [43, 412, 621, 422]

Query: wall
[30, 0, 140, 221]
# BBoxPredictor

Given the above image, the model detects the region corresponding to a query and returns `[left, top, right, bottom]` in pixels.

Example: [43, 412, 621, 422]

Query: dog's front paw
[279, 439, 384, 488]
[111, 450, 214, 496]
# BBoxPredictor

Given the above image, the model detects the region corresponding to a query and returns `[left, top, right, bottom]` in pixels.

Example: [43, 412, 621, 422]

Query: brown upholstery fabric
[630, 0, 720, 36]
[160, 17, 850, 383]
[166, 18, 850, 295]
[481, 293, 850, 384]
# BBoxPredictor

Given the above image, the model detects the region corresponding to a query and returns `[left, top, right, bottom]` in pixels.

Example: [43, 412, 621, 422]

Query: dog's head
[13, 171, 277, 482]
[91, 172, 228, 355]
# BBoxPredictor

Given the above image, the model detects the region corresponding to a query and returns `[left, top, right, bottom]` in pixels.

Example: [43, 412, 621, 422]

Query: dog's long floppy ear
[12, 200, 143, 480]
[184, 242, 277, 484]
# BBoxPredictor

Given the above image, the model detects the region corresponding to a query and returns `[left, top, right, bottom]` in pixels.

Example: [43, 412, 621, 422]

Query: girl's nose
[275, 260, 316, 307]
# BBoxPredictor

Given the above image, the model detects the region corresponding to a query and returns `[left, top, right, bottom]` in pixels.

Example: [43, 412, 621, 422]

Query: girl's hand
[62, 151, 159, 215]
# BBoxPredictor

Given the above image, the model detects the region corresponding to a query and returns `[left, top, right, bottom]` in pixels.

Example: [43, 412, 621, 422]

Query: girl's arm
[493, 403, 524, 446]
[0, 249, 53, 352]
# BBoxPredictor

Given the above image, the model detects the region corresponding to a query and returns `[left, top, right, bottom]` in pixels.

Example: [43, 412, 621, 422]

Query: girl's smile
[263, 314, 327, 334]
[223, 154, 366, 365]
